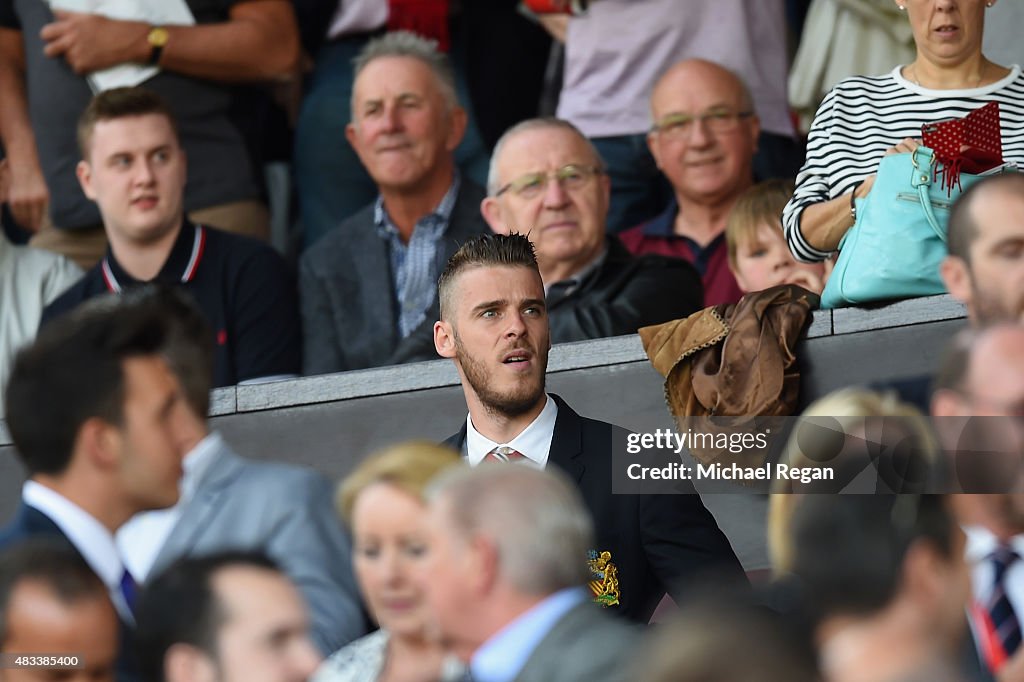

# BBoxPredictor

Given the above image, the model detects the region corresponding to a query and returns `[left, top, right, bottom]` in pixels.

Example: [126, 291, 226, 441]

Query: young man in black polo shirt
[42, 88, 300, 387]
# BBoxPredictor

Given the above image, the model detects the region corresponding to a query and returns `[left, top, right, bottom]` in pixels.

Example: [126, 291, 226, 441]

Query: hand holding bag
[821, 102, 1011, 309]
[820, 145, 1017, 309]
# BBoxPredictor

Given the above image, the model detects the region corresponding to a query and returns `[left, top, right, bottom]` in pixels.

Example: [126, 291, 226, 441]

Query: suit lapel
[351, 225, 399, 355]
[444, 422, 469, 454]
[545, 395, 586, 483]
[149, 444, 245, 576]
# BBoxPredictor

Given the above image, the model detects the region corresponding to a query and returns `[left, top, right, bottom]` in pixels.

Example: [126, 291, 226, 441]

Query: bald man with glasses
[620, 59, 763, 306]
[480, 117, 702, 343]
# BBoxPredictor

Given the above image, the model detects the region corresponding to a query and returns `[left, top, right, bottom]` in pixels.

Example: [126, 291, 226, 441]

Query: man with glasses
[480, 117, 702, 343]
[620, 59, 762, 306]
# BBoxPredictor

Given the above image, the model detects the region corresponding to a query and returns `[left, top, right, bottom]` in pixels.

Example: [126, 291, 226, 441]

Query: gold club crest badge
[587, 550, 620, 607]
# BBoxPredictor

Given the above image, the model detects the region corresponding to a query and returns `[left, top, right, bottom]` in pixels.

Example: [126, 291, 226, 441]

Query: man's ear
[646, 131, 663, 171]
[344, 122, 360, 152]
[480, 197, 506, 234]
[165, 643, 217, 682]
[899, 539, 946, 611]
[748, 114, 761, 152]
[469, 534, 500, 595]
[76, 160, 96, 200]
[75, 417, 120, 471]
[940, 256, 972, 308]
[447, 105, 468, 152]
[434, 320, 457, 359]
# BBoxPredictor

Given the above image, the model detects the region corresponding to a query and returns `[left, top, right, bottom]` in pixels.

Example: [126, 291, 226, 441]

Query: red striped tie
[485, 446, 526, 463]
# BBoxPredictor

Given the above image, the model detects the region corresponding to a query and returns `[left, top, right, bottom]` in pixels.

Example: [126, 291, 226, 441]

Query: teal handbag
[820, 146, 978, 309]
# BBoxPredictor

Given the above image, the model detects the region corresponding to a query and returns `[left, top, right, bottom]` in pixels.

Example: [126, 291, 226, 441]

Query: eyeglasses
[495, 165, 603, 199]
[650, 108, 754, 140]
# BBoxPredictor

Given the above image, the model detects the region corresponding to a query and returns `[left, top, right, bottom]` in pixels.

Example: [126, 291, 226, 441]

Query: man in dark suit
[0, 295, 192, 681]
[433, 233, 744, 624]
[299, 31, 491, 375]
[423, 463, 641, 682]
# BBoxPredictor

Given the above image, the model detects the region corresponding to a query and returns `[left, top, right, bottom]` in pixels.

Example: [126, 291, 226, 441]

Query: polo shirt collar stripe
[101, 258, 122, 293]
[101, 223, 207, 293]
[182, 226, 206, 282]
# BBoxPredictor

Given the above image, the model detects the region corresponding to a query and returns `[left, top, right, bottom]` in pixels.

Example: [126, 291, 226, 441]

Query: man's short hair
[351, 30, 457, 115]
[428, 464, 594, 595]
[486, 117, 605, 196]
[725, 179, 795, 270]
[0, 539, 107, 644]
[649, 58, 755, 123]
[121, 286, 214, 418]
[437, 233, 539, 320]
[947, 173, 1024, 264]
[77, 87, 180, 159]
[5, 294, 172, 476]
[789, 495, 954, 622]
[135, 551, 280, 682]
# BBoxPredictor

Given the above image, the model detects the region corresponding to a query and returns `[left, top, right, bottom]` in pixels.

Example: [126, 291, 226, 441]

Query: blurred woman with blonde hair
[313, 441, 465, 682]
[768, 388, 939, 575]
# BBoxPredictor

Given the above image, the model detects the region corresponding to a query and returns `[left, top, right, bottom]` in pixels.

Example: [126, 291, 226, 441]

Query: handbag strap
[912, 147, 947, 244]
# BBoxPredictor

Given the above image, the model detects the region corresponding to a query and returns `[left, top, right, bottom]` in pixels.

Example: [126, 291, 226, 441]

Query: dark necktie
[988, 545, 1022, 657]
[485, 446, 526, 463]
[119, 569, 138, 616]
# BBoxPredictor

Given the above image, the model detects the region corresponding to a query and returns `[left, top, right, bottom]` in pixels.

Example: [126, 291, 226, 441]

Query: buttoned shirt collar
[641, 199, 724, 276]
[964, 525, 1024, 613]
[102, 220, 206, 293]
[470, 588, 587, 682]
[374, 171, 461, 337]
[373, 170, 461, 239]
[465, 394, 557, 469]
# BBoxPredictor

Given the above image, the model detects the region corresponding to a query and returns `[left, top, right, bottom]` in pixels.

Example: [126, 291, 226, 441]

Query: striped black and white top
[783, 65, 1024, 262]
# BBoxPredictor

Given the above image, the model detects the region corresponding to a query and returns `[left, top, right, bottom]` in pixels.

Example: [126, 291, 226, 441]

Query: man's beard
[454, 332, 547, 419]
[971, 277, 1024, 325]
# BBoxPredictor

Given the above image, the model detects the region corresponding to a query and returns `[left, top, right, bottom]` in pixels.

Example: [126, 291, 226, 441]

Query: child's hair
[725, 179, 796, 270]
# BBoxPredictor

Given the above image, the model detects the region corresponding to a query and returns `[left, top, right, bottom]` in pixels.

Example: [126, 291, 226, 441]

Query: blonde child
[726, 179, 829, 295]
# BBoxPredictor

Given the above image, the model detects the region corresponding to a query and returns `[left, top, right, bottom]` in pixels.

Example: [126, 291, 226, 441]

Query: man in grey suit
[299, 31, 490, 375]
[422, 463, 641, 682]
[115, 288, 366, 656]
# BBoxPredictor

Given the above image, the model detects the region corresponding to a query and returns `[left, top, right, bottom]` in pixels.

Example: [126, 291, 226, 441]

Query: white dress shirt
[464, 395, 558, 469]
[116, 432, 222, 581]
[965, 525, 1024, 617]
[23, 481, 134, 622]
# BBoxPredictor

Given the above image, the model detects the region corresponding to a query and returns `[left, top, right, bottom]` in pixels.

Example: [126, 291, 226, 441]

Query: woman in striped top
[783, 0, 1024, 263]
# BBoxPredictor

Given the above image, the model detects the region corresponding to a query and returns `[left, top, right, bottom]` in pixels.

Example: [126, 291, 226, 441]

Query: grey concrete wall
[0, 295, 967, 571]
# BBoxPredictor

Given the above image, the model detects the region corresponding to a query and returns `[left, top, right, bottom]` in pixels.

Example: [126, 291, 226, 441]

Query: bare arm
[40, 0, 299, 82]
[796, 176, 874, 253]
[0, 27, 48, 231]
[797, 137, 923, 252]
